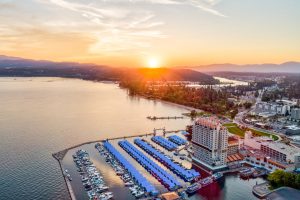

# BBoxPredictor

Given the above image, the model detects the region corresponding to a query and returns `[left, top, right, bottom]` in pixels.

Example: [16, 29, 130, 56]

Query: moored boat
[212, 172, 223, 181]
[186, 182, 201, 194]
[200, 177, 213, 187]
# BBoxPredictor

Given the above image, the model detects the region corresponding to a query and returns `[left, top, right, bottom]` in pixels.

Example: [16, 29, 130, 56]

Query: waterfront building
[242, 149, 295, 172]
[240, 132, 299, 171]
[260, 142, 299, 163]
[191, 117, 228, 172]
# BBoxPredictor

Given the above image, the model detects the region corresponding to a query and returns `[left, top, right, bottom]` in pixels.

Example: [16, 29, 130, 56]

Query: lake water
[0, 77, 263, 200]
[214, 77, 248, 86]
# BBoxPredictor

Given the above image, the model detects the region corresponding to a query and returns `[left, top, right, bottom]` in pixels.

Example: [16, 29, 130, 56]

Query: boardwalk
[252, 182, 271, 198]
[147, 116, 184, 120]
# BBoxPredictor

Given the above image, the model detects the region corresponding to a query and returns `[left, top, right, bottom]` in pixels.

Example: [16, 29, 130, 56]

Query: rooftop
[194, 117, 225, 130]
[266, 187, 300, 200]
[286, 125, 300, 131]
[161, 192, 180, 200]
[261, 142, 300, 156]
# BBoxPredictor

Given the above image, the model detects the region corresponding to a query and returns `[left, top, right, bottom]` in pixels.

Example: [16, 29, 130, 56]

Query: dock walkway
[147, 116, 184, 120]
[252, 182, 271, 198]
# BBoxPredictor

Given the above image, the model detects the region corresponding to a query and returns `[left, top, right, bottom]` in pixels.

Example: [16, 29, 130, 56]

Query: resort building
[242, 149, 295, 172]
[240, 131, 300, 171]
[191, 117, 228, 172]
[260, 142, 299, 163]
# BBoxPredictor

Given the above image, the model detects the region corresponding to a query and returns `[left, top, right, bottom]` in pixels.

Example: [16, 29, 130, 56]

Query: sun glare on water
[147, 58, 160, 68]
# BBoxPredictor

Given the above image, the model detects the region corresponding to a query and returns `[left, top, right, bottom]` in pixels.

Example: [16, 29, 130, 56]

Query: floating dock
[147, 116, 184, 120]
[53, 130, 219, 200]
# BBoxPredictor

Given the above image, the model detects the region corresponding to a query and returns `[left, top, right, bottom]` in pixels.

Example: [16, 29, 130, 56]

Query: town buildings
[290, 108, 300, 121]
[240, 132, 300, 172]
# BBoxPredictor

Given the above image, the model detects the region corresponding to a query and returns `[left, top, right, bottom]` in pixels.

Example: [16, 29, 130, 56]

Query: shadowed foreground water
[0, 77, 264, 200]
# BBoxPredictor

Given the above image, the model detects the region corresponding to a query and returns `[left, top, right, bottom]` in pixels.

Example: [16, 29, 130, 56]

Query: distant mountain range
[0, 55, 217, 83]
[191, 62, 300, 73]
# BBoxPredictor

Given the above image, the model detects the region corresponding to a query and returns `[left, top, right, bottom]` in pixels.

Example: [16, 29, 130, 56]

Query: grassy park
[223, 123, 279, 140]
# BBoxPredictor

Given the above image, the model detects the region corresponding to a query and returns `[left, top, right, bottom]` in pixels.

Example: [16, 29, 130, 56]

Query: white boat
[212, 172, 223, 181]
[99, 192, 113, 200]
[116, 170, 124, 175]
[200, 177, 213, 187]
[125, 181, 134, 186]
[129, 185, 139, 191]
[186, 182, 201, 194]
[135, 191, 145, 198]
[96, 186, 109, 193]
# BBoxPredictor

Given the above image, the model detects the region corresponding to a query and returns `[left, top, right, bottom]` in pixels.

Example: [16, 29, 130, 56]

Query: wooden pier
[147, 116, 184, 120]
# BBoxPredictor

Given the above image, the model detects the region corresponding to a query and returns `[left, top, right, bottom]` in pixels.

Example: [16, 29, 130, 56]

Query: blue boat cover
[134, 138, 200, 182]
[118, 140, 182, 191]
[103, 141, 158, 195]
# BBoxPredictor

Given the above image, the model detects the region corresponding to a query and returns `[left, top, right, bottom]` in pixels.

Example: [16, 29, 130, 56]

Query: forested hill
[114, 68, 219, 84]
[0, 55, 218, 84]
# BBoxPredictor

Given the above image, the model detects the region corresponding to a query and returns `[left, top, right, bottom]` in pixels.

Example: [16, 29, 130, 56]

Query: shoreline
[141, 95, 203, 113]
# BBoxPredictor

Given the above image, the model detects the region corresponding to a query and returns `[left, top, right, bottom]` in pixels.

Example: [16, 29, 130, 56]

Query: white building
[291, 108, 300, 121]
[191, 117, 228, 171]
[243, 150, 295, 172]
[255, 102, 291, 115]
[286, 125, 300, 135]
[295, 153, 300, 169]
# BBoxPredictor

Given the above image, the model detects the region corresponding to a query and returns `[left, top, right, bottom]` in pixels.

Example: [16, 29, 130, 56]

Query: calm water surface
[0, 77, 263, 200]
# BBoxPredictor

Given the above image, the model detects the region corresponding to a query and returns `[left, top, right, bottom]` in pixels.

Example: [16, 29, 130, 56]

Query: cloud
[0, 0, 225, 61]
[128, 0, 226, 17]
[44, 0, 166, 55]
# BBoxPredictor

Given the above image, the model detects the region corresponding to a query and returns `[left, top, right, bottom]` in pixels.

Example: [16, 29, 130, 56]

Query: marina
[53, 131, 249, 200]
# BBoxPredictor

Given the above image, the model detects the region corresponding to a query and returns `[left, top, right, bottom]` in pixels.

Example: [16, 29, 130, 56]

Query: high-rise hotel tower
[192, 117, 228, 171]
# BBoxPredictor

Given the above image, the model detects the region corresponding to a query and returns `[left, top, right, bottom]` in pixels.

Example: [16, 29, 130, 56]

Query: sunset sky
[0, 0, 300, 67]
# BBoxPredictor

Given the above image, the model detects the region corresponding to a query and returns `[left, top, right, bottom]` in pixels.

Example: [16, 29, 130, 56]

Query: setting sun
[147, 58, 160, 68]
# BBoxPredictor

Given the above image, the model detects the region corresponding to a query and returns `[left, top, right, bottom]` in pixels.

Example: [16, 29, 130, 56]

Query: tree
[190, 110, 197, 118]
[295, 174, 300, 189]
[268, 170, 300, 189]
[230, 108, 239, 119]
[268, 170, 285, 188]
[283, 172, 296, 188]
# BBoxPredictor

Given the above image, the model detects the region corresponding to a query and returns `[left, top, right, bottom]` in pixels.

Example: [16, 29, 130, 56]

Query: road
[234, 89, 283, 140]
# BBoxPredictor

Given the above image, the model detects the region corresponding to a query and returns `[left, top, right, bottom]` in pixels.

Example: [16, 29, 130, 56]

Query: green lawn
[247, 128, 279, 141]
[223, 123, 245, 137]
[223, 123, 279, 140]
